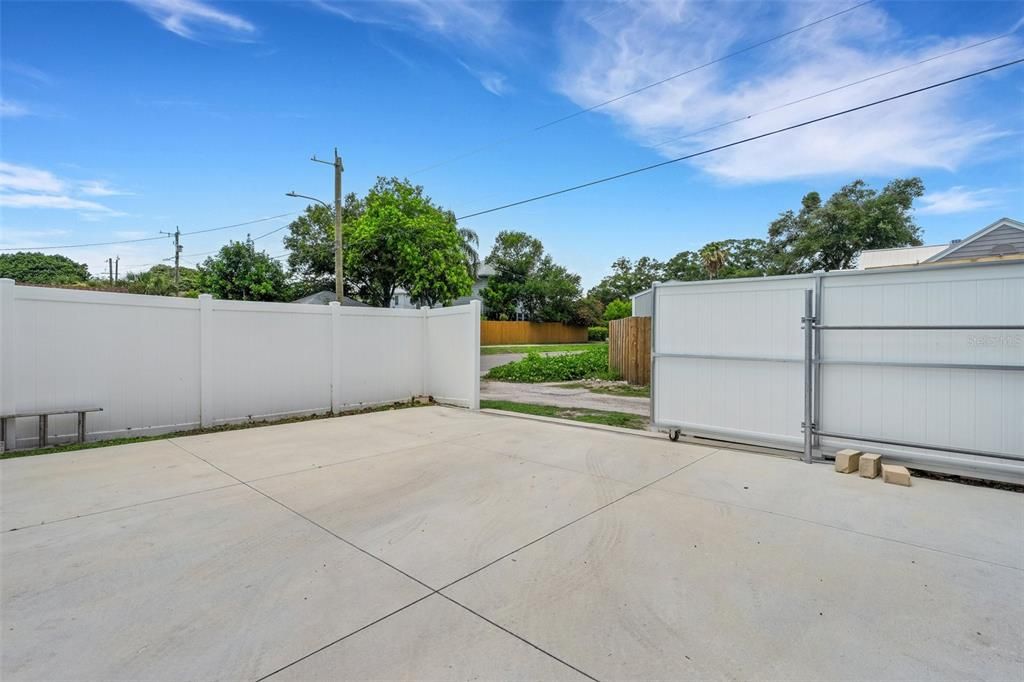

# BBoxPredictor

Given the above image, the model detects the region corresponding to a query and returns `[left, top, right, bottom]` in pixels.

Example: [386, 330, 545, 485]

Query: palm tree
[700, 244, 729, 279]
[458, 227, 481, 279]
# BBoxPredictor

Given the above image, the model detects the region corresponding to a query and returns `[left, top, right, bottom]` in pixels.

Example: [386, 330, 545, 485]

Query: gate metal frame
[806, 318, 1024, 465]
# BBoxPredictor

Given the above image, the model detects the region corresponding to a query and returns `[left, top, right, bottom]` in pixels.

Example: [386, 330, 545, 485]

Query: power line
[179, 212, 295, 236]
[0, 233, 169, 252]
[455, 58, 1024, 221]
[409, 0, 876, 175]
[1, 212, 297, 252]
[652, 31, 1017, 149]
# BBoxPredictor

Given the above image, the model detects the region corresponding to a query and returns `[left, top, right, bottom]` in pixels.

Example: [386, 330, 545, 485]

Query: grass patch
[485, 345, 617, 382]
[555, 382, 650, 398]
[1, 400, 427, 460]
[480, 399, 647, 430]
[481, 342, 604, 356]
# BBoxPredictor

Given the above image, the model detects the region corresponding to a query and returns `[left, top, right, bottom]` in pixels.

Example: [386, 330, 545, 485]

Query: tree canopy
[345, 177, 473, 307]
[590, 177, 926, 293]
[198, 238, 288, 301]
[124, 264, 200, 296]
[602, 299, 632, 322]
[481, 231, 587, 323]
[0, 252, 90, 284]
[767, 178, 924, 272]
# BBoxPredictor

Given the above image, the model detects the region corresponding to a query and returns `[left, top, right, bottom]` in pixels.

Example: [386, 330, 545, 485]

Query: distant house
[858, 217, 1024, 269]
[291, 290, 372, 307]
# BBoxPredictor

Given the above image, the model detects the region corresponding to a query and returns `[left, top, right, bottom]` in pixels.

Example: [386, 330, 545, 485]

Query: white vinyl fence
[0, 280, 479, 448]
[650, 260, 1024, 482]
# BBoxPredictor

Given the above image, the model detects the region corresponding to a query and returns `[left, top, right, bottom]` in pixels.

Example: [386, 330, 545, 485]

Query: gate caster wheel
[669, 430, 681, 442]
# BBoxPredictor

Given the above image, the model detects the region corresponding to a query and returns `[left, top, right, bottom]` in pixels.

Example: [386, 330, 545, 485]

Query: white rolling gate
[650, 260, 1024, 483]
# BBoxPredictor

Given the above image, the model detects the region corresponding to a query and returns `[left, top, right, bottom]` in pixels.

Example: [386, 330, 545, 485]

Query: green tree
[458, 227, 481, 279]
[602, 299, 632, 322]
[283, 196, 363, 297]
[0, 252, 90, 284]
[124, 264, 200, 296]
[345, 177, 472, 307]
[198, 238, 288, 301]
[768, 178, 925, 272]
[481, 230, 545, 320]
[524, 257, 583, 323]
[588, 256, 664, 304]
[572, 295, 605, 327]
[699, 243, 729, 279]
[662, 250, 703, 282]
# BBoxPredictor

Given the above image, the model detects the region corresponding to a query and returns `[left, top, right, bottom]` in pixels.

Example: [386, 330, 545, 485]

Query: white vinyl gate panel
[651, 261, 1024, 480]
[653, 276, 813, 449]
[818, 263, 1024, 459]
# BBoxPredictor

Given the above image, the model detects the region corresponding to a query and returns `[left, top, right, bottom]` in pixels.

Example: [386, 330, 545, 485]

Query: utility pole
[108, 258, 114, 286]
[312, 148, 344, 302]
[161, 227, 182, 296]
[114, 256, 119, 285]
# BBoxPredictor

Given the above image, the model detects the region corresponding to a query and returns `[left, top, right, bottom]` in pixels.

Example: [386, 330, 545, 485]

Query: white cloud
[125, 0, 256, 41]
[918, 186, 1000, 215]
[458, 60, 510, 95]
[314, 0, 506, 46]
[79, 180, 133, 197]
[555, 2, 1022, 183]
[0, 162, 65, 193]
[0, 194, 125, 215]
[0, 99, 32, 118]
[0, 162, 129, 218]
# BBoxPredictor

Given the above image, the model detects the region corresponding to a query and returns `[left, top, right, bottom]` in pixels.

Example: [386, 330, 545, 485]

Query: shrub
[602, 299, 632, 322]
[485, 346, 617, 382]
[588, 326, 608, 341]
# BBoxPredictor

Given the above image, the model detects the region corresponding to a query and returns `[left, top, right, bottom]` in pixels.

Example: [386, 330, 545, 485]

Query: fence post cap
[328, 300, 340, 308]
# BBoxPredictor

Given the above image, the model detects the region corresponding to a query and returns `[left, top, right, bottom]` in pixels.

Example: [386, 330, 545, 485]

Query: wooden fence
[480, 321, 588, 346]
[608, 316, 651, 385]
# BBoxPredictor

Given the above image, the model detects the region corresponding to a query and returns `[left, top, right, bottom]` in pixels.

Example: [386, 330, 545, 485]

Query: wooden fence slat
[607, 316, 651, 385]
[480, 321, 588, 346]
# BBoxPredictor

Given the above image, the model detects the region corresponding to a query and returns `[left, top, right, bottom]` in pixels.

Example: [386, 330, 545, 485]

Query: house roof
[857, 244, 949, 269]
[291, 291, 373, 307]
[924, 217, 1024, 263]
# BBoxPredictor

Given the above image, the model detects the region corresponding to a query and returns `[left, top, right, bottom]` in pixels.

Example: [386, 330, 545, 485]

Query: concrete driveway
[2, 406, 1021, 680]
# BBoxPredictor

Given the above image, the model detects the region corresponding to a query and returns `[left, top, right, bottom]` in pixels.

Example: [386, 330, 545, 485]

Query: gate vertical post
[649, 282, 658, 427]
[802, 288, 815, 463]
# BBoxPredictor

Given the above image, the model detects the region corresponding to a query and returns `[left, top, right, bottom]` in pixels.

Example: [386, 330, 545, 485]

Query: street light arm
[285, 191, 331, 210]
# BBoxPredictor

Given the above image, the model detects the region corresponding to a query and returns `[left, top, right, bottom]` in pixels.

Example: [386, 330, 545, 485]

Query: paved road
[481, 380, 649, 416]
[479, 353, 526, 374]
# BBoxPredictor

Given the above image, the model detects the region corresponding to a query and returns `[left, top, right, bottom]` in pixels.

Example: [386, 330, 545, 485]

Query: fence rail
[480, 321, 587, 346]
[608, 316, 651, 385]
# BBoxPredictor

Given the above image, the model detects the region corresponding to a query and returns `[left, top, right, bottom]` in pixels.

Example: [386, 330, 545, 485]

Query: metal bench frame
[0, 407, 103, 452]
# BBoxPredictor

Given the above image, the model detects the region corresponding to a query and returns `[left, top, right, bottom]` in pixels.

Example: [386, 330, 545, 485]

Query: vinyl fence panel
[425, 300, 481, 409]
[1, 281, 480, 448]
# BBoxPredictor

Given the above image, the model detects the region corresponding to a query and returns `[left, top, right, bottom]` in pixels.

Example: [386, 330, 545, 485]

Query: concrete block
[834, 449, 861, 473]
[859, 453, 881, 479]
[882, 464, 912, 487]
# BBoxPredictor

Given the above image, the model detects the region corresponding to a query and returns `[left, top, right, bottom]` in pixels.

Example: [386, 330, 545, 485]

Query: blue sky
[1, 0, 1022, 287]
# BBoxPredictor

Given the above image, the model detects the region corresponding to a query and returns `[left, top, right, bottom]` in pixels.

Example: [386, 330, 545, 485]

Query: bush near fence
[608, 316, 651, 386]
[588, 326, 608, 341]
[480, 321, 587, 345]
